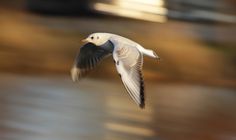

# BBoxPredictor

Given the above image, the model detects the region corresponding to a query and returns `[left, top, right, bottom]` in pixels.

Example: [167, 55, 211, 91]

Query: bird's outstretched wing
[71, 42, 113, 81]
[113, 44, 145, 108]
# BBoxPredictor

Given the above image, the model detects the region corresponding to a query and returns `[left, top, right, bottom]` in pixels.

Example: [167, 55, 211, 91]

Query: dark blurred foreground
[0, 1, 236, 140]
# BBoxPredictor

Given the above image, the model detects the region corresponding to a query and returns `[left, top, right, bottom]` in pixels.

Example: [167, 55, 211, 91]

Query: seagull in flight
[71, 33, 160, 108]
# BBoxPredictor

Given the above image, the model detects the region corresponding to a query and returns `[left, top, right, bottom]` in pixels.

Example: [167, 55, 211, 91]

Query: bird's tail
[143, 49, 160, 59]
[136, 45, 160, 60]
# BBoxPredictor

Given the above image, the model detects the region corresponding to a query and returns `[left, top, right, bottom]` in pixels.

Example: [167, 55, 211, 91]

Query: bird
[71, 33, 160, 108]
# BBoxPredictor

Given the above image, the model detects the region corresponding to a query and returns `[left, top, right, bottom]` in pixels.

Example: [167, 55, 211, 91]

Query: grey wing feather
[114, 45, 145, 108]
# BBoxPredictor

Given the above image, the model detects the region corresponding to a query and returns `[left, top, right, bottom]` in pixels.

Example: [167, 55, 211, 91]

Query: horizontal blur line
[116, 1, 167, 15]
[114, 0, 165, 7]
[93, 3, 167, 23]
[93, 3, 143, 18]
[192, 10, 236, 23]
[105, 122, 155, 136]
[168, 10, 236, 23]
[109, 110, 152, 122]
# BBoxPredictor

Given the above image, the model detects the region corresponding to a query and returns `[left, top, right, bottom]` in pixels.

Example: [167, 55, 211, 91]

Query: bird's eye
[91, 36, 94, 40]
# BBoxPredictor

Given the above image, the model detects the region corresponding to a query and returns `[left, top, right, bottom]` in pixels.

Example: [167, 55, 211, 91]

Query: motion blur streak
[93, 3, 167, 23]
[120, 0, 164, 6]
[115, 0, 167, 15]
[192, 10, 236, 23]
[108, 110, 152, 122]
[105, 122, 155, 136]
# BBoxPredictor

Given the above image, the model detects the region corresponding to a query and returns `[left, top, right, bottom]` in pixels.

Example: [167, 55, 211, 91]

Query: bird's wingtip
[139, 103, 145, 109]
[71, 67, 80, 82]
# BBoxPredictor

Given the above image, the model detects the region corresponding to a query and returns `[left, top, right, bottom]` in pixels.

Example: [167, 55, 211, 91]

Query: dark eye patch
[91, 36, 94, 39]
[97, 36, 99, 39]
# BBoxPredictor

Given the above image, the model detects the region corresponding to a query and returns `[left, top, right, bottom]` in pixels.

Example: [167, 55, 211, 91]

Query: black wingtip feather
[139, 71, 145, 109]
[72, 42, 113, 79]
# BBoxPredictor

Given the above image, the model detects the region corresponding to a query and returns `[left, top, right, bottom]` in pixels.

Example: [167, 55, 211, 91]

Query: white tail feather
[136, 45, 159, 59]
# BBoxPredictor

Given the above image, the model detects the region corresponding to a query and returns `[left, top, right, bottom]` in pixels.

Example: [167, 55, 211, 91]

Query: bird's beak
[82, 38, 89, 43]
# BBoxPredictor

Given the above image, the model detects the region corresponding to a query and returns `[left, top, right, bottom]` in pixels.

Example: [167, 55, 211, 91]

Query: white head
[82, 33, 111, 46]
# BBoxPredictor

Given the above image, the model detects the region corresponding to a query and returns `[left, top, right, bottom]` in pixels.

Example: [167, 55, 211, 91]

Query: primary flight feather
[71, 33, 160, 108]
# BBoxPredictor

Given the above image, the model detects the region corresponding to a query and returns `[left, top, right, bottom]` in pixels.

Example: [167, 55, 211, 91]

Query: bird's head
[82, 33, 111, 46]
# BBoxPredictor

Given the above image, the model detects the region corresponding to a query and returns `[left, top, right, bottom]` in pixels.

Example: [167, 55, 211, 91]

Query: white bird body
[71, 33, 160, 108]
[99, 33, 158, 59]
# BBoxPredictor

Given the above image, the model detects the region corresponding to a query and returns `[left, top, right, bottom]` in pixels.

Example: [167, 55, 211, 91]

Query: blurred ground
[0, 2, 236, 140]
[0, 74, 236, 140]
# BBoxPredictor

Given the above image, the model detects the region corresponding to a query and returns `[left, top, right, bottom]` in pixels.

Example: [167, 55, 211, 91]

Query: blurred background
[0, 0, 236, 140]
